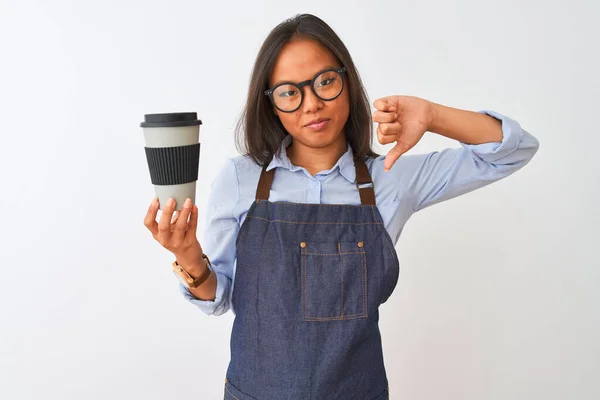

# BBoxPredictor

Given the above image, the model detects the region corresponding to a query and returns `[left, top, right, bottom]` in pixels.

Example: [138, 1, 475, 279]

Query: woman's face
[268, 38, 350, 151]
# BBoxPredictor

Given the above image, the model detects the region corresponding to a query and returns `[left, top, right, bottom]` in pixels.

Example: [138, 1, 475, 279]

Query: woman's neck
[286, 135, 348, 176]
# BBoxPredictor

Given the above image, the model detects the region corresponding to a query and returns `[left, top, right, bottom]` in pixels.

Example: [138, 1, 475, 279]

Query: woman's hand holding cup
[144, 197, 205, 274]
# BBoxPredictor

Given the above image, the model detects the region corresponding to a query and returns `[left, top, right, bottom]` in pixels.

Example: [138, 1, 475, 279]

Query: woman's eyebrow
[272, 65, 338, 86]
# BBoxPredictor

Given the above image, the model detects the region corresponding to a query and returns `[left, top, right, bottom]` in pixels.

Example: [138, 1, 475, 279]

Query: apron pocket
[300, 240, 368, 321]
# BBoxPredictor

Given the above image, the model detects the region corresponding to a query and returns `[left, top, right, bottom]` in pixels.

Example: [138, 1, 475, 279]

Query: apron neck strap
[256, 165, 276, 202]
[256, 157, 376, 206]
[354, 157, 376, 206]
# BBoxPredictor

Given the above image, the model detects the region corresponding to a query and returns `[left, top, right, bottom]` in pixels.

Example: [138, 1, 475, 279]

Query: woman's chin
[298, 131, 344, 150]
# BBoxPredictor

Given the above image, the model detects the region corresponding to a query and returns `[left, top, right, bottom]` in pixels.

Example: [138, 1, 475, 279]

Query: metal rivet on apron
[225, 377, 228, 383]
[300, 242, 307, 248]
[357, 241, 364, 248]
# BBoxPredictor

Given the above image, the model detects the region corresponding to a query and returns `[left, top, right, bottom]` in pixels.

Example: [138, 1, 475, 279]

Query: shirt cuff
[178, 269, 228, 316]
[460, 110, 524, 162]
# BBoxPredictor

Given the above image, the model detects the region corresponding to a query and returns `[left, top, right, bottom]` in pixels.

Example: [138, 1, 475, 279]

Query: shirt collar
[266, 135, 356, 183]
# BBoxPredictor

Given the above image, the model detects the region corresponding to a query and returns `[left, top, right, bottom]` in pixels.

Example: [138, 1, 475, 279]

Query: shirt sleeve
[179, 158, 239, 316]
[392, 110, 540, 212]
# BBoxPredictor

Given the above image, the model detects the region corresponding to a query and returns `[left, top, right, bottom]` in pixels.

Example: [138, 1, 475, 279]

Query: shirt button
[300, 242, 307, 248]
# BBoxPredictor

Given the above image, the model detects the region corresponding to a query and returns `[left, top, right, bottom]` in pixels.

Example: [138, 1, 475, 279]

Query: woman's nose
[302, 86, 323, 113]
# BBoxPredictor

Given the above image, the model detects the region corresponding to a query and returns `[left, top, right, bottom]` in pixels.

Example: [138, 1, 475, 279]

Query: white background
[1, 0, 599, 399]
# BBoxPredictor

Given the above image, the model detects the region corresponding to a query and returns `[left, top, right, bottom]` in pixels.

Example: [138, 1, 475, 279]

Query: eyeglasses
[264, 67, 346, 113]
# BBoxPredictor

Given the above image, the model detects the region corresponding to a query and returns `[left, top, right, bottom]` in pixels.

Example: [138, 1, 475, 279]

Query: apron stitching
[235, 202, 258, 250]
[359, 247, 369, 317]
[371, 205, 397, 265]
[235, 228, 249, 251]
[305, 251, 363, 255]
[224, 384, 240, 400]
[338, 242, 344, 318]
[371, 205, 400, 302]
[301, 242, 368, 321]
[259, 202, 366, 208]
[302, 246, 307, 319]
[304, 314, 367, 321]
[361, 248, 368, 316]
[246, 216, 381, 225]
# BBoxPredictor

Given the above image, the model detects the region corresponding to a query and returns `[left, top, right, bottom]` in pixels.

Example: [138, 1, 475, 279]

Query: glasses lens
[313, 70, 343, 100]
[272, 84, 301, 112]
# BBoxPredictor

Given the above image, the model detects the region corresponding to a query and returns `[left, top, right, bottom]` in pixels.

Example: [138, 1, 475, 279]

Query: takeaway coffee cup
[141, 112, 202, 211]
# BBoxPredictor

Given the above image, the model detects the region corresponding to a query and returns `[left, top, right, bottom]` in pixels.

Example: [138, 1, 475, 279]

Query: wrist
[176, 256, 208, 279]
[427, 101, 443, 133]
[173, 253, 213, 289]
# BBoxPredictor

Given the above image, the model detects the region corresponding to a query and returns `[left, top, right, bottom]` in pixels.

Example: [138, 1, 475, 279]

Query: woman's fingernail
[184, 198, 191, 208]
[167, 198, 175, 207]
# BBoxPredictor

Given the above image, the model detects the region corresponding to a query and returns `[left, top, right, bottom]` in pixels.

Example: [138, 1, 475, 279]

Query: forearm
[429, 102, 503, 144]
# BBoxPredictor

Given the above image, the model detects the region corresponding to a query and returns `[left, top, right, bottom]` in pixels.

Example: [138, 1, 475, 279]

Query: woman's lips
[305, 119, 330, 131]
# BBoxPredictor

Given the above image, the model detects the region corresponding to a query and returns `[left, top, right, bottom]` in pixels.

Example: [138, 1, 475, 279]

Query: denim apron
[224, 157, 400, 400]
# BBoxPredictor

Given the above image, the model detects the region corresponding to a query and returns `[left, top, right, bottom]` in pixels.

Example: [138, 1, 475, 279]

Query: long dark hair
[234, 13, 379, 166]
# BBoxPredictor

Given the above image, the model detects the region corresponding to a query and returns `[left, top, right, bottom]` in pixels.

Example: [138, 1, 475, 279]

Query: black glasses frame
[264, 67, 347, 113]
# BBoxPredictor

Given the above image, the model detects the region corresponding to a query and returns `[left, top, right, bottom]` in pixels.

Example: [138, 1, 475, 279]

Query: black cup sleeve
[144, 143, 200, 185]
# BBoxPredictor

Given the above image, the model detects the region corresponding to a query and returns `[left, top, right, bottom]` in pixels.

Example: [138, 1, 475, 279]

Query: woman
[144, 13, 539, 400]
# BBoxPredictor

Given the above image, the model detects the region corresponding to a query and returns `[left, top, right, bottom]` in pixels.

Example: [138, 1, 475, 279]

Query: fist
[372, 95, 434, 171]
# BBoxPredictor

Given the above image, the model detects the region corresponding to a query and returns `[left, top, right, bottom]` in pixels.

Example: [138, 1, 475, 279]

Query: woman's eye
[278, 90, 298, 97]
[319, 78, 336, 87]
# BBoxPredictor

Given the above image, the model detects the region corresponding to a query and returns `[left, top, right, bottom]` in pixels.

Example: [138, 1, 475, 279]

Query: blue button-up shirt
[180, 110, 539, 316]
